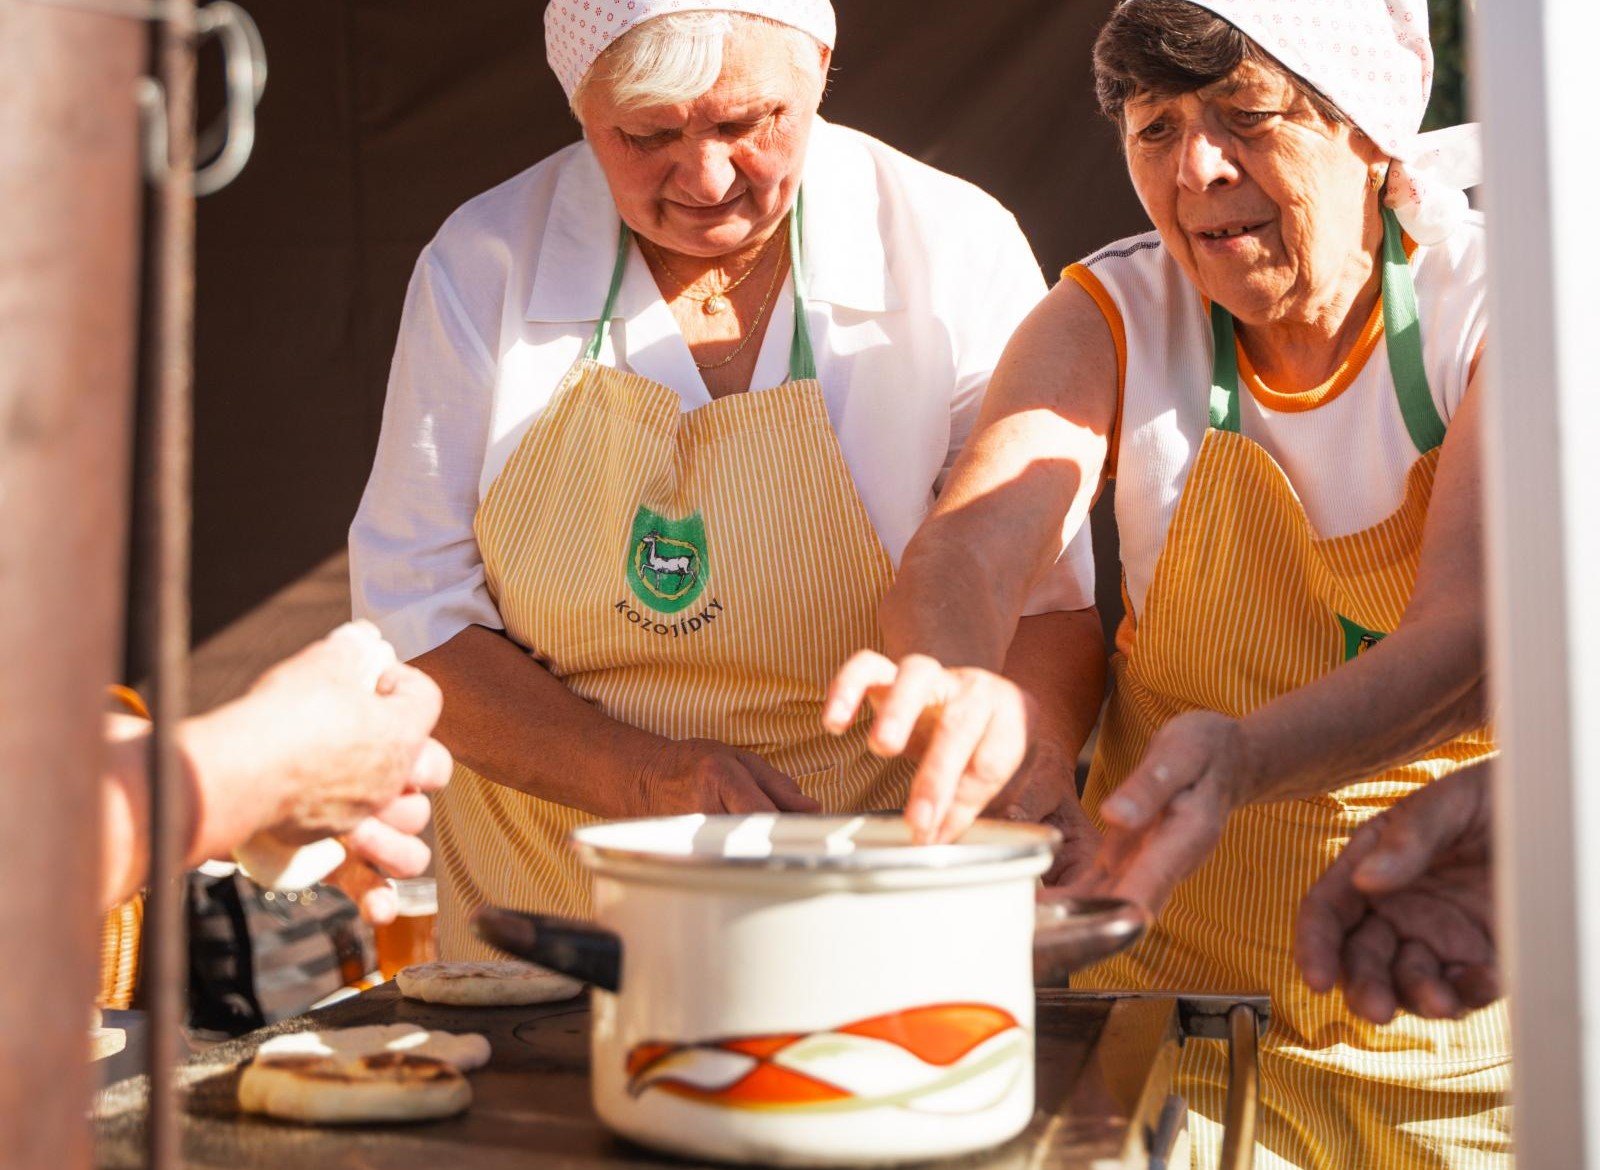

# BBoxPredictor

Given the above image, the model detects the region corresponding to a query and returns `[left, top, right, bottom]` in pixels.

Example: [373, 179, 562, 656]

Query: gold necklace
[693, 234, 789, 372]
[645, 220, 787, 316]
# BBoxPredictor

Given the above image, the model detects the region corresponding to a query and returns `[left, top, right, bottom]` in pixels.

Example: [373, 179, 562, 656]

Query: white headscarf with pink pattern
[1182, 0, 1480, 243]
[545, 1, 836, 102]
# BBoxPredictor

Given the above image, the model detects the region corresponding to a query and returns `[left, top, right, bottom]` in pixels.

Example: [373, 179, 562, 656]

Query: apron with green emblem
[1076, 211, 1510, 1169]
[436, 209, 913, 956]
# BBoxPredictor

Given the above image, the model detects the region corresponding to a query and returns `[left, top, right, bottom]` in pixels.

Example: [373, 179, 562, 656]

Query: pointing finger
[905, 691, 990, 843]
[933, 698, 1035, 843]
[823, 651, 897, 734]
[867, 655, 948, 758]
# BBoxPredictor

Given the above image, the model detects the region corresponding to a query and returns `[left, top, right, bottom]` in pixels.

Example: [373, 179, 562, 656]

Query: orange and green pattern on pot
[624, 1003, 1027, 1115]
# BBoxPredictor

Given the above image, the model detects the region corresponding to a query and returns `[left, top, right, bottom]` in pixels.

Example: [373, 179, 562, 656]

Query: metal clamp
[138, 1, 266, 195]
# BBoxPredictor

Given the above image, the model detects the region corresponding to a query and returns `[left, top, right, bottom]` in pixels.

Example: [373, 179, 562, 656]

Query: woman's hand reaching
[631, 738, 822, 816]
[1294, 764, 1497, 1024]
[1079, 710, 1256, 913]
[823, 650, 1039, 844]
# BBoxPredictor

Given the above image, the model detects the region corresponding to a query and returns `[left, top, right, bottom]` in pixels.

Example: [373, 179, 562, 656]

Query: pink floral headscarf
[1184, 0, 1480, 243]
[545, 1, 836, 101]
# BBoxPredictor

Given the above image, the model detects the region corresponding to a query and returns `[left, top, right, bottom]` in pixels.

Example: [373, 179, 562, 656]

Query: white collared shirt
[350, 119, 1095, 661]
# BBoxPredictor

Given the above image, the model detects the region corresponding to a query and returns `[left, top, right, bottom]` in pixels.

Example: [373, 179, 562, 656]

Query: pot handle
[471, 905, 624, 992]
[1032, 892, 1149, 984]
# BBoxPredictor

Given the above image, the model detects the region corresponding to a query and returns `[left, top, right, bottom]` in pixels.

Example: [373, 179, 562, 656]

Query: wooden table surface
[94, 986, 1185, 1170]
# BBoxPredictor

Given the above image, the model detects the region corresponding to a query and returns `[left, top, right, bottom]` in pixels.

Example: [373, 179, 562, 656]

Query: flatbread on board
[237, 1052, 470, 1125]
[397, 959, 583, 1006]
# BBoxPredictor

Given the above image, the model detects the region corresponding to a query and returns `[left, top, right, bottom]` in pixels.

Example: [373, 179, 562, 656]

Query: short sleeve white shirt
[350, 119, 1095, 661]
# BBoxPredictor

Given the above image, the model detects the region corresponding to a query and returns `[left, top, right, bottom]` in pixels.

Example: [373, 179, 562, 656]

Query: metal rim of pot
[570, 813, 1061, 875]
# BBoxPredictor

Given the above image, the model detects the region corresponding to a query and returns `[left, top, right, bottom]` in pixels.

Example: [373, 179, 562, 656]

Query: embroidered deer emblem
[626, 507, 709, 614]
[640, 533, 694, 581]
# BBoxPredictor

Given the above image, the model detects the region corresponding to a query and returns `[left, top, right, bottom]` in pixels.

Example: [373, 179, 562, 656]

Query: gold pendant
[702, 294, 728, 316]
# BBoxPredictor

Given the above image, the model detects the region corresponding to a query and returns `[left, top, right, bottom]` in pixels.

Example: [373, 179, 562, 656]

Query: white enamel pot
[474, 814, 1145, 1167]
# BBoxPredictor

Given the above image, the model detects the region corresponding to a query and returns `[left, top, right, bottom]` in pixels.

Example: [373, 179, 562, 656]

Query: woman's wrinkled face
[1123, 59, 1386, 327]
[581, 26, 826, 258]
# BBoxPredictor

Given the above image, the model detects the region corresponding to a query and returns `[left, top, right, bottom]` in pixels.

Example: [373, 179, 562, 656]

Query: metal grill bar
[1218, 1002, 1261, 1170]
[143, 4, 197, 1167]
[0, 3, 146, 1167]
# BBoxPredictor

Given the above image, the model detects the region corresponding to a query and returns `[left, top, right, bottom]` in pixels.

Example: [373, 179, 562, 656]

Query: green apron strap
[586, 194, 817, 381]
[1208, 300, 1243, 433]
[1207, 209, 1442, 451]
[1379, 207, 1445, 453]
[584, 223, 634, 362]
[786, 189, 818, 381]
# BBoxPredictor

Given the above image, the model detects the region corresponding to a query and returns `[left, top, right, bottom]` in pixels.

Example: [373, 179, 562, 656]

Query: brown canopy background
[157, 0, 1149, 664]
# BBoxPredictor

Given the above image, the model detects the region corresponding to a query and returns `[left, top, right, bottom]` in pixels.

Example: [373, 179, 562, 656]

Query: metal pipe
[1218, 1002, 1260, 1170]
[0, 3, 146, 1167]
[143, 3, 198, 1167]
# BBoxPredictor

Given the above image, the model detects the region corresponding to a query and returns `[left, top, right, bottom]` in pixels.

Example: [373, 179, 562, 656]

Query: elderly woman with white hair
[349, 2, 1103, 956]
[827, 0, 1506, 1165]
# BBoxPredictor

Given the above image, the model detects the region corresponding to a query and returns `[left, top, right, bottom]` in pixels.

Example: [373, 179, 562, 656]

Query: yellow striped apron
[1076, 212, 1510, 1169]
[436, 209, 912, 957]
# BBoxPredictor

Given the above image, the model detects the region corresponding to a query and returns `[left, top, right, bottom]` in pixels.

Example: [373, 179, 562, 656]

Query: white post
[1473, 0, 1600, 1165]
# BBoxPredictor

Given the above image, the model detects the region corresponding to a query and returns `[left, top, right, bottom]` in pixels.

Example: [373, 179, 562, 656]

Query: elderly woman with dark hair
[351, 2, 1102, 958]
[827, 1, 1506, 1165]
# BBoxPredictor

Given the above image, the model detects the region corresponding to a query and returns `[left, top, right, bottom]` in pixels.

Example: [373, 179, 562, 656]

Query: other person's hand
[1082, 710, 1254, 913]
[823, 651, 1038, 844]
[324, 794, 440, 924]
[979, 736, 1101, 886]
[101, 625, 454, 918]
[632, 738, 822, 816]
[1041, 794, 1104, 888]
[1294, 765, 1497, 1024]
[183, 623, 452, 923]
[231, 623, 453, 841]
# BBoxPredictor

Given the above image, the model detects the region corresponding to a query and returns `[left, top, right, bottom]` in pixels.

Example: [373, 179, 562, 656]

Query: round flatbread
[397, 959, 583, 1007]
[238, 1052, 470, 1125]
[256, 1023, 491, 1071]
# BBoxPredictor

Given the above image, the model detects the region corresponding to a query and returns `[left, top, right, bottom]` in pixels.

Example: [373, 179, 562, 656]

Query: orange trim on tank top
[1234, 233, 1420, 414]
[1061, 262, 1125, 478]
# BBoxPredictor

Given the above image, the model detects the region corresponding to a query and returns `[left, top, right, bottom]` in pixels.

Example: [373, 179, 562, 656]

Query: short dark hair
[1092, 0, 1347, 129]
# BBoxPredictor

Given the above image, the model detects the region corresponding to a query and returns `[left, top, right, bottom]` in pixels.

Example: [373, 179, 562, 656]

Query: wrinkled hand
[632, 738, 822, 816]
[1294, 766, 1497, 1024]
[823, 651, 1038, 844]
[1085, 710, 1254, 913]
[978, 737, 1101, 886]
[1041, 794, 1104, 888]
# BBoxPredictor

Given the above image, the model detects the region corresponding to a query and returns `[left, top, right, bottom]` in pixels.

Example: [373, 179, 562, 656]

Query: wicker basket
[98, 894, 144, 1010]
[100, 685, 153, 1009]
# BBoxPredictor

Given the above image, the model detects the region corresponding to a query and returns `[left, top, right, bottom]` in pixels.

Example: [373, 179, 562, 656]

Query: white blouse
[1069, 215, 1487, 625]
[350, 118, 1096, 662]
